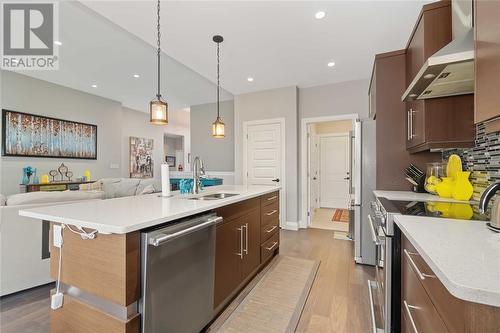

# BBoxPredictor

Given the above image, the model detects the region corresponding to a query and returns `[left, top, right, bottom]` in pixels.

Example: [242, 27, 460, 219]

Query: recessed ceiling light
[247, 77, 254, 82]
[315, 11, 326, 19]
[327, 61, 335, 67]
[133, 74, 140, 78]
[54, 41, 62, 46]
[91, 84, 97, 88]
[409, 93, 418, 98]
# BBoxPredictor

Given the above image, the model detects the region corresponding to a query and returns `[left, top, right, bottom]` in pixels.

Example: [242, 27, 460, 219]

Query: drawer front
[261, 231, 279, 263]
[261, 191, 279, 207]
[261, 200, 279, 226]
[402, 250, 449, 333]
[402, 237, 465, 333]
[261, 218, 279, 243]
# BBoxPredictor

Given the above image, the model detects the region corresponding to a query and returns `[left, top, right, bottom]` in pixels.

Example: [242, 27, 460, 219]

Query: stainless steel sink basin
[189, 193, 239, 200]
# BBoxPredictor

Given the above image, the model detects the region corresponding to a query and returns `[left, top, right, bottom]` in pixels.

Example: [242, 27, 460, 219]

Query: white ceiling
[9, 1, 232, 114]
[82, 0, 432, 95]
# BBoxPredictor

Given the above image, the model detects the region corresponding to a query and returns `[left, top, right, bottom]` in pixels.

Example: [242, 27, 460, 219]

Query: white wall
[234, 86, 298, 225]
[0, 71, 191, 195]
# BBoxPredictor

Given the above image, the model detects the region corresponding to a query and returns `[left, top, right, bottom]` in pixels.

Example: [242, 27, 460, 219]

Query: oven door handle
[367, 215, 381, 246]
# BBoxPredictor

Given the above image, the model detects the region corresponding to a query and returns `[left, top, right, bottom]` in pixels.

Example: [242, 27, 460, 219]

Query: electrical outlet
[53, 225, 63, 248]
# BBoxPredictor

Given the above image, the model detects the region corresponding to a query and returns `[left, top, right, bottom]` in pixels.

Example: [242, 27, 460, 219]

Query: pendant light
[212, 35, 225, 138]
[150, 0, 168, 125]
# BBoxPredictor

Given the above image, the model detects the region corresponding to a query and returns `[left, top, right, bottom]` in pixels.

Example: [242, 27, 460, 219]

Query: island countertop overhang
[19, 185, 281, 234]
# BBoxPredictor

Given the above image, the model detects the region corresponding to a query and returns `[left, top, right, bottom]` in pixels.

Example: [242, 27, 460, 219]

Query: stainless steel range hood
[402, 0, 474, 102]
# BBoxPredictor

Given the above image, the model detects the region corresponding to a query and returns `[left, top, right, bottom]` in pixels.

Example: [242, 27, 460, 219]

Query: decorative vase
[451, 171, 473, 201]
[435, 177, 453, 198]
[21, 174, 30, 185]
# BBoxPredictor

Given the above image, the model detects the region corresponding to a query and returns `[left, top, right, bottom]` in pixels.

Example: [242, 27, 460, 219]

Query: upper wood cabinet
[474, 0, 500, 124]
[370, 50, 440, 190]
[404, 1, 475, 153]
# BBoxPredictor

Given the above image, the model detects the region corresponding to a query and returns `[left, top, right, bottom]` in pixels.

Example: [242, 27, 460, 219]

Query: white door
[244, 120, 284, 224]
[319, 134, 350, 208]
[308, 134, 320, 223]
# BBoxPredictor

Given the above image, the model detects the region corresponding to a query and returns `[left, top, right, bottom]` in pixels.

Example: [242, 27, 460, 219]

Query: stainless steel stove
[368, 197, 481, 333]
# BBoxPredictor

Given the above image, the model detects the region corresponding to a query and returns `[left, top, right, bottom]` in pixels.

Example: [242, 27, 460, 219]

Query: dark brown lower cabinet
[401, 234, 500, 332]
[213, 217, 244, 308]
[214, 198, 264, 309]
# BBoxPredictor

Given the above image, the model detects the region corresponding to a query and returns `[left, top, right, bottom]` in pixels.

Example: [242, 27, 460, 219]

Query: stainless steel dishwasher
[140, 212, 222, 333]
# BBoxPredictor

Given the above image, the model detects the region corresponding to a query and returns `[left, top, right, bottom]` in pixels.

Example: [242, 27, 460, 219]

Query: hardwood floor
[280, 229, 375, 333]
[0, 228, 375, 333]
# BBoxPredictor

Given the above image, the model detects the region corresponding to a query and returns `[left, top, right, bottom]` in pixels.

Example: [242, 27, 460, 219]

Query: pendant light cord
[216, 40, 220, 118]
[156, 0, 161, 99]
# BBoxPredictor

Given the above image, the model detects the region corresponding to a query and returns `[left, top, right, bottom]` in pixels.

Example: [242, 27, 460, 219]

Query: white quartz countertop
[373, 190, 471, 203]
[19, 185, 280, 234]
[394, 215, 500, 307]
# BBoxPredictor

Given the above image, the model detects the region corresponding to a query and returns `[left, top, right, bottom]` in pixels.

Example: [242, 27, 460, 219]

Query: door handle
[404, 300, 420, 333]
[265, 242, 278, 251]
[312, 177, 317, 180]
[271, 178, 280, 182]
[344, 177, 350, 180]
[243, 223, 248, 255]
[265, 226, 278, 233]
[149, 216, 222, 246]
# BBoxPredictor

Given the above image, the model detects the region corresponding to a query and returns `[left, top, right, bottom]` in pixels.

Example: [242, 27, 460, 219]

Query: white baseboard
[281, 221, 299, 231]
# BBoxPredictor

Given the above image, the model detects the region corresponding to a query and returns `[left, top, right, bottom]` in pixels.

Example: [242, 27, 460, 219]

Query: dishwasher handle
[149, 216, 222, 247]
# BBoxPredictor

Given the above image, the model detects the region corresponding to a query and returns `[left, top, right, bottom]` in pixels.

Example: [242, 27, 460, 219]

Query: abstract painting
[2, 109, 97, 159]
[130, 137, 154, 178]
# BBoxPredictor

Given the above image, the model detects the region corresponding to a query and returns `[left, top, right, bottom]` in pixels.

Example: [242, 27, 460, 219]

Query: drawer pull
[267, 195, 278, 201]
[265, 226, 278, 233]
[404, 300, 420, 333]
[266, 209, 278, 216]
[404, 249, 437, 280]
[265, 241, 278, 251]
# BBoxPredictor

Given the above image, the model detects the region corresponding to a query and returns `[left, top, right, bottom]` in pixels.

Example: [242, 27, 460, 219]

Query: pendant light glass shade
[212, 116, 225, 138]
[150, 0, 168, 125]
[150, 98, 168, 125]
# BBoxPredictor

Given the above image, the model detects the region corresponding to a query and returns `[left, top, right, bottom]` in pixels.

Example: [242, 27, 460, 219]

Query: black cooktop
[387, 199, 487, 221]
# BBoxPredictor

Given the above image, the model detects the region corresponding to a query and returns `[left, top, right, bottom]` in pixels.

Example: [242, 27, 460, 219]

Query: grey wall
[120, 107, 189, 179]
[1, 71, 191, 195]
[1, 71, 123, 195]
[234, 86, 298, 224]
[190, 100, 234, 172]
[298, 79, 370, 119]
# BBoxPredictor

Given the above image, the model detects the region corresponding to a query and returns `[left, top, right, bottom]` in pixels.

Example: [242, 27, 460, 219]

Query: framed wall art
[2, 109, 97, 159]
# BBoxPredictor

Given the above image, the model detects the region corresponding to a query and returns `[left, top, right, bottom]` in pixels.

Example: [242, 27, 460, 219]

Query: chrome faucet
[479, 182, 500, 230]
[192, 156, 204, 194]
[479, 181, 500, 214]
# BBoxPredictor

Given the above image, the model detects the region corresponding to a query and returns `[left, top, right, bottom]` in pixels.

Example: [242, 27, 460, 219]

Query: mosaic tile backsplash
[443, 122, 500, 202]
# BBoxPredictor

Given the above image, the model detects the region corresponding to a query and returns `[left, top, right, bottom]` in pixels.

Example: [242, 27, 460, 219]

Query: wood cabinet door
[214, 217, 243, 308]
[406, 100, 426, 148]
[242, 208, 261, 279]
[406, 18, 425, 86]
[369, 66, 377, 119]
[475, 0, 500, 123]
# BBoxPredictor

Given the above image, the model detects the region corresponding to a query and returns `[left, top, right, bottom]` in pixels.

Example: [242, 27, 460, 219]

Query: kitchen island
[20, 185, 281, 333]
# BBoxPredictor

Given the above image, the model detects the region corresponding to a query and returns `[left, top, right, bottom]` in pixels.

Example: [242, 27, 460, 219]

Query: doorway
[243, 118, 286, 227]
[301, 116, 359, 233]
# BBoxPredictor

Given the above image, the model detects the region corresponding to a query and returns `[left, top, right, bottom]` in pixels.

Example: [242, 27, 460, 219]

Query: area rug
[332, 208, 349, 223]
[207, 256, 320, 333]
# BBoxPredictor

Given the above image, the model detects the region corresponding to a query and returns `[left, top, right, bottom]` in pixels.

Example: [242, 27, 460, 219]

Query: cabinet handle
[266, 209, 278, 216]
[267, 195, 277, 201]
[265, 226, 278, 233]
[243, 223, 248, 255]
[404, 300, 419, 333]
[409, 109, 415, 139]
[404, 249, 436, 280]
[407, 110, 411, 140]
[236, 226, 243, 259]
[265, 241, 278, 251]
